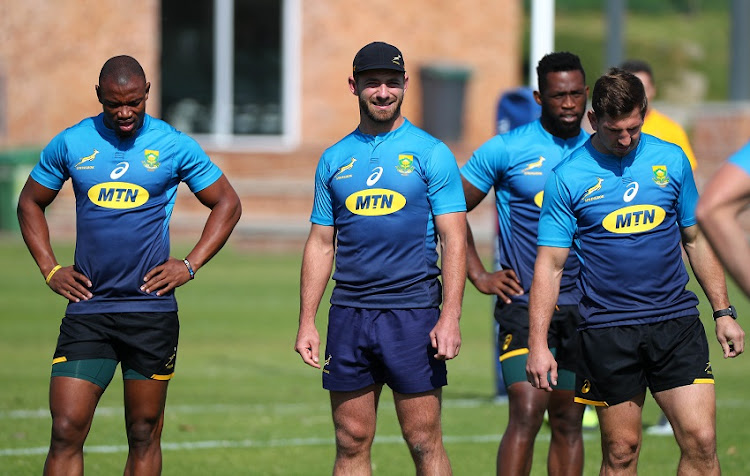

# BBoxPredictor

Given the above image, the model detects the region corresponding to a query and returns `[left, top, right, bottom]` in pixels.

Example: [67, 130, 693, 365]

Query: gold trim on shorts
[499, 348, 529, 362]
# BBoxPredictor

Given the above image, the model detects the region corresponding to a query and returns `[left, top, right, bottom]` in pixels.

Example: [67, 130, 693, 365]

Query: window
[161, 0, 300, 150]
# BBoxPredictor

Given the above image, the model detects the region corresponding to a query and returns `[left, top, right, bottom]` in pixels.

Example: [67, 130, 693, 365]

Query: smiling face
[536, 70, 588, 139]
[589, 107, 644, 158]
[96, 75, 150, 139]
[349, 69, 407, 135]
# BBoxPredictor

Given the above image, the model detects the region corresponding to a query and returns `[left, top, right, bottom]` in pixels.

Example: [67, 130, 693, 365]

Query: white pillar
[528, 0, 555, 90]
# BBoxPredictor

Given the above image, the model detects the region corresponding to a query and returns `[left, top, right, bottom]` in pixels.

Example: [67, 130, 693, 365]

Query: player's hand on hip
[716, 316, 745, 358]
[430, 315, 461, 361]
[473, 269, 523, 304]
[47, 266, 92, 302]
[525, 348, 557, 391]
[141, 257, 192, 296]
[295, 323, 321, 368]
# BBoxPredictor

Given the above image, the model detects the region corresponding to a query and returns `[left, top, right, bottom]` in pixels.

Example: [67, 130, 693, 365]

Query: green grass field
[2, 236, 750, 475]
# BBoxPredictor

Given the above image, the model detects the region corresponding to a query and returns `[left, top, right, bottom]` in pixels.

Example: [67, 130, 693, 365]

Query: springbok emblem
[336, 158, 357, 176]
[524, 156, 545, 172]
[583, 177, 604, 198]
[75, 149, 99, 168]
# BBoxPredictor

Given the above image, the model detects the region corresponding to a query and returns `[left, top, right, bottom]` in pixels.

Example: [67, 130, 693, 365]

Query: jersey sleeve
[676, 152, 699, 228]
[30, 131, 70, 190]
[175, 134, 223, 193]
[460, 135, 508, 193]
[537, 170, 576, 248]
[728, 140, 750, 175]
[425, 142, 467, 215]
[310, 155, 334, 226]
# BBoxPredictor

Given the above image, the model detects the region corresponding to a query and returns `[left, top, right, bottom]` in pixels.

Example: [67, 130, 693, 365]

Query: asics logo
[623, 182, 639, 202]
[367, 167, 383, 186]
[110, 162, 130, 180]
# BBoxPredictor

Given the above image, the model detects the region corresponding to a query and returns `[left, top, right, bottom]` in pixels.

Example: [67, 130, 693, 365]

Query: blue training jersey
[31, 113, 223, 315]
[729, 140, 750, 173]
[461, 119, 588, 305]
[310, 118, 466, 309]
[538, 133, 700, 328]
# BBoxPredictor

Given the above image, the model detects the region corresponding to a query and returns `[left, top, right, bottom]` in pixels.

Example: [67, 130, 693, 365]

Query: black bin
[420, 63, 472, 142]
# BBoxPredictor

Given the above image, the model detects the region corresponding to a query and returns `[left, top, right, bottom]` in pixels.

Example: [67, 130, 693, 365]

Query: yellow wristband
[45, 265, 62, 284]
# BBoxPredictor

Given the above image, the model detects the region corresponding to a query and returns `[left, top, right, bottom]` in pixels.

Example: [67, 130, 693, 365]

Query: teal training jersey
[461, 119, 588, 305]
[729, 140, 750, 173]
[310, 118, 466, 309]
[31, 114, 223, 314]
[538, 133, 700, 328]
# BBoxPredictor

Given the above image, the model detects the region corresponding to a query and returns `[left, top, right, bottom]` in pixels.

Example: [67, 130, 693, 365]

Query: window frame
[178, 0, 301, 152]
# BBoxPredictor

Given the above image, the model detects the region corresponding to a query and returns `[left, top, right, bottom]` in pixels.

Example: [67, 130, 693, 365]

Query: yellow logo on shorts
[322, 354, 332, 374]
[581, 380, 591, 394]
[165, 347, 177, 370]
[705, 361, 713, 375]
[502, 334, 513, 351]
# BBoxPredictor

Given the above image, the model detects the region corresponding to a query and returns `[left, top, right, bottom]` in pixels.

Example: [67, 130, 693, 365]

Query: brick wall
[0, 0, 160, 148]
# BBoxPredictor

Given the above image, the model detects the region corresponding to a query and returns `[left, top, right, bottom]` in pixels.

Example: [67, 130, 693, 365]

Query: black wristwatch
[713, 305, 737, 320]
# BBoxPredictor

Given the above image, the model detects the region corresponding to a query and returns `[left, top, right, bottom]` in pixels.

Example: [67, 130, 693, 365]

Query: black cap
[353, 42, 405, 74]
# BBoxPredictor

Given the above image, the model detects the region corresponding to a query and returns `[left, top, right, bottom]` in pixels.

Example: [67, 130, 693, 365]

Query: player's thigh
[49, 376, 106, 427]
[330, 384, 383, 443]
[597, 394, 646, 449]
[393, 388, 443, 437]
[123, 378, 170, 426]
[653, 382, 716, 442]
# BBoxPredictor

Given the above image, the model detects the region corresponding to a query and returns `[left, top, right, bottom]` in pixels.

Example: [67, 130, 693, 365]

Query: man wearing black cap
[295, 41, 467, 474]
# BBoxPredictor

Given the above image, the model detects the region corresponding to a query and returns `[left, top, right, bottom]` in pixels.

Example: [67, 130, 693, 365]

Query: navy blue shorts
[322, 305, 447, 394]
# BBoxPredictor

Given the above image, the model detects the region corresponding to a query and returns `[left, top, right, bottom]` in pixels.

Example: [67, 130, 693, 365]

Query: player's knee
[548, 408, 584, 436]
[507, 400, 546, 433]
[679, 427, 717, 459]
[334, 421, 374, 456]
[603, 436, 640, 468]
[402, 424, 442, 458]
[49, 415, 90, 448]
[126, 416, 163, 448]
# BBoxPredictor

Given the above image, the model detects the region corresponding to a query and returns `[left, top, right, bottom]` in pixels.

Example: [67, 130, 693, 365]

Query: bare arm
[681, 223, 745, 358]
[17, 177, 93, 301]
[525, 245, 569, 390]
[294, 224, 335, 368]
[462, 177, 522, 303]
[142, 174, 242, 295]
[431, 211, 467, 360]
[696, 162, 750, 297]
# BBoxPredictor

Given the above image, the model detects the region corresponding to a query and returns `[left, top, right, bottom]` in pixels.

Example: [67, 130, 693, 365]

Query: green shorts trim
[500, 347, 576, 390]
[51, 358, 150, 390]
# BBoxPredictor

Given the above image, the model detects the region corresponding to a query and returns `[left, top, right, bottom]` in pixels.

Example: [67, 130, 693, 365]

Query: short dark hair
[99, 55, 146, 86]
[619, 59, 654, 81]
[536, 52, 586, 93]
[591, 68, 648, 120]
